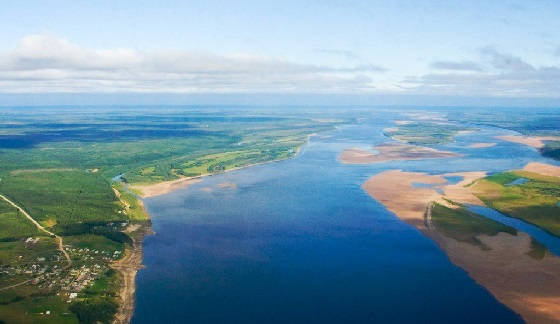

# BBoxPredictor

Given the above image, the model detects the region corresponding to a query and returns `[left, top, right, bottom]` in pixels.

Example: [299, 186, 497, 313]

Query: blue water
[468, 205, 560, 256]
[132, 112, 560, 323]
[412, 182, 444, 194]
[506, 178, 528, 186]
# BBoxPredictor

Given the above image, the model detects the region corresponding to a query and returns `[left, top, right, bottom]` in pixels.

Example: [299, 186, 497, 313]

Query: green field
[384, 121, 472, 145]
[430, 203, 517, 250]
[473, 171, 560, 236]
[0, 200, 42, 241]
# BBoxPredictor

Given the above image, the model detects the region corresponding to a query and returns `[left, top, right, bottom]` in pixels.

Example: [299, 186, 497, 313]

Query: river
[132, 111, 559, 323]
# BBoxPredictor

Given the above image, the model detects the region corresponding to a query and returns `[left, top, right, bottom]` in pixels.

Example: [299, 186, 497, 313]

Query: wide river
[132, 112, 559, 323]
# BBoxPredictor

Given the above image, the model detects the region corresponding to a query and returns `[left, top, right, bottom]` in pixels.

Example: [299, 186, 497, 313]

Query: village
[0, 236, 122, 304]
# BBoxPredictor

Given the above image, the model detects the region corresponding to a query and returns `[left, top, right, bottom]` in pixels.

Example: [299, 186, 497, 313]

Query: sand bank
[340, 142, 461, 164]
[440, 231, 560, 324]
[496, 135, 560, 149]
[523, 162, 560, 177]
[468, 142, 497, 148]
[131, 177, 202, 198]
[363, 169, 560, 323]
[217, 182, 237, 189]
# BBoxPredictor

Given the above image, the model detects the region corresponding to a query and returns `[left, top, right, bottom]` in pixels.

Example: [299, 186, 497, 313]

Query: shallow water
[132, 112, 560, 323]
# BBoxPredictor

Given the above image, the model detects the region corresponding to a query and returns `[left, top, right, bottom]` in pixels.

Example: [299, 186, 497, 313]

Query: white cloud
[0, 34, 383, 93]
[408, 48, 560, 97]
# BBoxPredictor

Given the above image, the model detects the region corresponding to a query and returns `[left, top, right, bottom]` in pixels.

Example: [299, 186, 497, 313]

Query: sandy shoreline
[131, 154, 304, 198]
[340, 142, 461, 164]
[362, 165, 560, 323]
[111, 225, 150, 324]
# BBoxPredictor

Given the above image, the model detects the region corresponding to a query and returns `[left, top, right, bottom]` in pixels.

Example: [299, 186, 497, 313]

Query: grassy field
[431, 203, 517, 250]
[472, 171, 560, 237]
[384, 121, 471, 145]
[0, 200, 42, 241]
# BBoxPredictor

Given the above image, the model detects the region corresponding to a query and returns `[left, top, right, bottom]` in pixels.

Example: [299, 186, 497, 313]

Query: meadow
[473, 171, 560, 237]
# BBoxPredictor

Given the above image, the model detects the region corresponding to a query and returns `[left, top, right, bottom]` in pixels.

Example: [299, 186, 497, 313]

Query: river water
[132, 112, 559, 323]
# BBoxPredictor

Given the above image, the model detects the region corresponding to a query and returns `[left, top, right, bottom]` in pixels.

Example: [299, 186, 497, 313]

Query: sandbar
[340, 142, 461, 164]
[468, 142, 497, 148]
[496, 135, 560, 149]
[132, 177, 201, 198]
[217, 182, 237, 189]
[363, 169, 560, 323]
[522, 162, 560, 177]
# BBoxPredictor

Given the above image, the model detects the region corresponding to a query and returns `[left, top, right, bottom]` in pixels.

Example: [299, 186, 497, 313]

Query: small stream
[468, 205, 560, 256]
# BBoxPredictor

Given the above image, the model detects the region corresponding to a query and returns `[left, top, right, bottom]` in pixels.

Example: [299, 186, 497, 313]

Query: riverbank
[362, 165, 560, 323]
[112, 223, 151, 324]
[131, 151, 309, 198]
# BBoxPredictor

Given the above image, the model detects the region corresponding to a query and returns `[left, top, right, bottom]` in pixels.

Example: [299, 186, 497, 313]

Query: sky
[1, 0, 560, 105]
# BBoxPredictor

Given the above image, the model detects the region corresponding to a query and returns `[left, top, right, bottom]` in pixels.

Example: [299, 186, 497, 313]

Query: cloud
[0, 34, 384, 93]
[480, 47, 534, 71]
[404, 48, 560, 97]
[430, 60, 483, 72]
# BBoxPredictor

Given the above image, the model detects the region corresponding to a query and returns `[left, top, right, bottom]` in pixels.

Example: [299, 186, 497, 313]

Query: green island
[472, 171, 560, 237]
[0, 107, 347, 323]
[384, 121, 472, 145]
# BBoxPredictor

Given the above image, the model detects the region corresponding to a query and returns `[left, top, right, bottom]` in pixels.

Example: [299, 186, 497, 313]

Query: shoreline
[132, 143, 311, 198]
[111, 224, 151, 324]
[112, 137, 313, 323]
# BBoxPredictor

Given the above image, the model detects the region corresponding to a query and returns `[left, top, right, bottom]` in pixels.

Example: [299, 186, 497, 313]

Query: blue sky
[1, 0, 560, 103]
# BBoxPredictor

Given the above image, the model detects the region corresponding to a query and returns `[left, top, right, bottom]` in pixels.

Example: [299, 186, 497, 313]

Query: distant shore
[131, 142, 311, 198]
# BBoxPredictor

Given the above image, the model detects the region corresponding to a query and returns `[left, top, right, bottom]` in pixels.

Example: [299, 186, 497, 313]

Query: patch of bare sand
[363, 169, 560, 323]
[340, 142, 461, 164]
[438, 231, 560, 324]
[496, 135, 560, 149]
[440, 172, 486, 207]
[217, 182, 237, 189]
[363, 170, 446, 230]
[523, 162, 560, 177]
[468, 142, 497, 148]
[131, 177, 201, 198]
